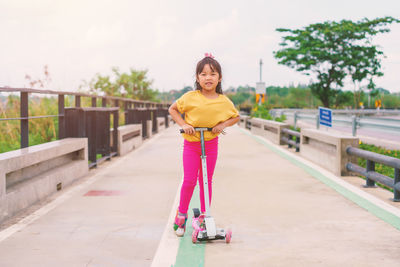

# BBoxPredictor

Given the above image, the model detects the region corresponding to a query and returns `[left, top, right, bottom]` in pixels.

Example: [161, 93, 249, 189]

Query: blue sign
[319, 107, 332, 127]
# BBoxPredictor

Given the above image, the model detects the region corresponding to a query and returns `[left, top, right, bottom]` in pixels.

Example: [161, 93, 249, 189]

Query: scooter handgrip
[179, 127, 214, 133]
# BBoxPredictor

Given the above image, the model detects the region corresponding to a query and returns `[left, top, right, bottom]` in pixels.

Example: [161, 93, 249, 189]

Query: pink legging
[179, 137, 218, 214]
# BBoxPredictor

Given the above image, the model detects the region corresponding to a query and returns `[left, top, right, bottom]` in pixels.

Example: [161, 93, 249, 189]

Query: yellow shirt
[176, 90, 239, 142]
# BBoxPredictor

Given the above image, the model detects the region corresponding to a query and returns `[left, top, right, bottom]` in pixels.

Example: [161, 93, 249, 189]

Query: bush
[251, 105, 286, 122]
[250, 105, 273, 120]
[274, 114, 287, 122]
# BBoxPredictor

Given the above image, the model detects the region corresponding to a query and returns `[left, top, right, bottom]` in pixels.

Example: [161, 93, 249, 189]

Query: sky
[0, 0, 399, 93]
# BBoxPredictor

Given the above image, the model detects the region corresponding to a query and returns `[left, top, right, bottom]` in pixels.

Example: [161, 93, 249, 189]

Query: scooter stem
[200, 130, 206, 157]
[200, 129, 211, 217]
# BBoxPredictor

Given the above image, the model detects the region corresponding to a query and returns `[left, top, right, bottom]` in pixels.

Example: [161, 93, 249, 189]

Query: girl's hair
[195, 56, 223, 94]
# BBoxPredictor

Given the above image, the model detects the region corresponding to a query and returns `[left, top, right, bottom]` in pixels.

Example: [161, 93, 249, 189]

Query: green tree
[83, 67, 158, 101]
[334, 90, 353, 108]
[266, 94, 284, 108]
[274, 16, 399, 107]
[158, 86, 193, 102]
[266, 86, 289, 97]
[227, 91, 252, 106]
[281, 87, 315, 108]
[382, 94, 400, 108]
[236, 85, 255, 93]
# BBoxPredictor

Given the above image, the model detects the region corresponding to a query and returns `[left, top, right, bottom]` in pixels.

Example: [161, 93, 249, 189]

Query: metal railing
[281, 128, 300, 152]
[245, 119, 251, 130]
[0, 87, 170, 160]
[346, 146, 400, 201]
[275, 109, 400, 137]
[271, 108, 400, 117]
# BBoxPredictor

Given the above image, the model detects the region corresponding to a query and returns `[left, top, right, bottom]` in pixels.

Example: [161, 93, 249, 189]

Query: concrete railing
[248, 118, 264, 135]
[111, 124, 143, 156]
[249, 118, 289, 145]
[146, 120, 153, 139]
[300, 129, 359, 176]
[110, 115, 172, 156]
[147, 116, 172, 139]
[238, 115, 250, 129]
[0, 138, 88, 223]
[168, 115, 174, 127]
[157, 117, 166, 132]
[244, 117, 359, 177]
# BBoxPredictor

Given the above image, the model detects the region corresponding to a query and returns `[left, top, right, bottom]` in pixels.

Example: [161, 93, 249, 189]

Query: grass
[250, 105, 286, 122]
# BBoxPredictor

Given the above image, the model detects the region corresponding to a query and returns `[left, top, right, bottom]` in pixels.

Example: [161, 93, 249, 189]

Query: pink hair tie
[204, 53, 215, 59]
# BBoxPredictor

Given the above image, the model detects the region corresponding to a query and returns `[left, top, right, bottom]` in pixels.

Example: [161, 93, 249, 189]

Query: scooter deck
[197, 229, 227, 241]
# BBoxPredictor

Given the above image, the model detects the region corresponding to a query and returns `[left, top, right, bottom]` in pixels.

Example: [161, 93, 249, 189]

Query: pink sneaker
[173, 211, 187, 237]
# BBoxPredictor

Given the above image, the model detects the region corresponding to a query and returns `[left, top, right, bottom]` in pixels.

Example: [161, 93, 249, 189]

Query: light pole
[256, 59, 266, 105]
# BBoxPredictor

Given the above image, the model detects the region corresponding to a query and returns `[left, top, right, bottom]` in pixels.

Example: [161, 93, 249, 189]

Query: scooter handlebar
[179, 127, 213, 133]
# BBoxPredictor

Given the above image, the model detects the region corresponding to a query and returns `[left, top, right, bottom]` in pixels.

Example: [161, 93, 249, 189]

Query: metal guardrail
[281, 128, 300, 152]
[271, 108, 400, 116]
[276, 110, 400, 137]
[245, 119, 251, 130]
[346, 146, 400, 201]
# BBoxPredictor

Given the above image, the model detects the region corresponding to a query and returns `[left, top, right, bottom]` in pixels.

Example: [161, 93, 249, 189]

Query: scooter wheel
[192, 229, 199, 243]
[225, 229, 232, 243]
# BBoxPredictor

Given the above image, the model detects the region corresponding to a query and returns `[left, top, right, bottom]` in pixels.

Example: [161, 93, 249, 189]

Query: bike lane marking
[173, 186, 205, 267]
[151, 185, 205, 267]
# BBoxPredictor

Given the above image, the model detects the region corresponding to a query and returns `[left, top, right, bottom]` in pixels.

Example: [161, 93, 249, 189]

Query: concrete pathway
[201, 127, 400, 266]
[0, 125, 400, 266]
[0, 128, 183, 267]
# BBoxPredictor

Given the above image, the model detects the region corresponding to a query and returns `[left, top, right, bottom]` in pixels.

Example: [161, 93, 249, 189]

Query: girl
[168, 53, 240, 236]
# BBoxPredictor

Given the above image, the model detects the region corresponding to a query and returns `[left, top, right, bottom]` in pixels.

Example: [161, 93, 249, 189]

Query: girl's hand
[212, 122, 226, 134]
[182, 124, 195, 135]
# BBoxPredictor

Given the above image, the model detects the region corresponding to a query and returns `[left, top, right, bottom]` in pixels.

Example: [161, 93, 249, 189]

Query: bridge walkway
[0, 125, 399, 266]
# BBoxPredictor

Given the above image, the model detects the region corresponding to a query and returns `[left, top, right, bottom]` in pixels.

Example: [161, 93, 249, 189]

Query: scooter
[179, 127, 232, 243]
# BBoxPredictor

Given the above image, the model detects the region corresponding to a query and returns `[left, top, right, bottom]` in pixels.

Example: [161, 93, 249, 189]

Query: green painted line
[240, 128, 400, 231]
[173, 186, 205, 267]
